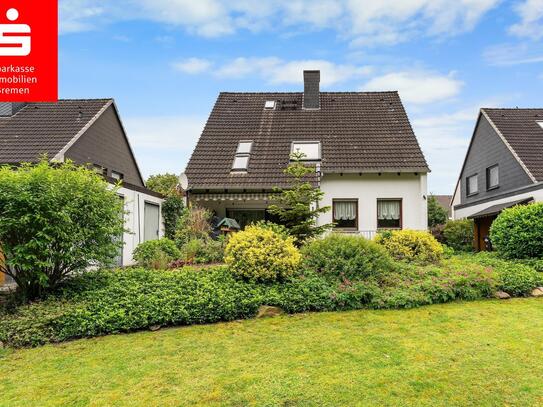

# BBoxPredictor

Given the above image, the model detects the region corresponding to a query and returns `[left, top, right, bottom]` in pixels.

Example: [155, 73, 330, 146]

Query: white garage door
[144, 202, 160, 242]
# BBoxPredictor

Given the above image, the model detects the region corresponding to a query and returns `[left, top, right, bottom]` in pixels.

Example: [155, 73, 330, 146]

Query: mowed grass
[1, 299, 543, 406]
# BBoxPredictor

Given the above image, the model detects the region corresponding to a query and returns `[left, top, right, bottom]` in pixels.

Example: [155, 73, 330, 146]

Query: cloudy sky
[59, 0, 543, 194]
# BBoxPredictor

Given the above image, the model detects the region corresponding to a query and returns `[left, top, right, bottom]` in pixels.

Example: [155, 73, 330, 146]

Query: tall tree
[427, 195, 449, 228]
[146, 173, 179, 196]
[268, 152, 332, 244]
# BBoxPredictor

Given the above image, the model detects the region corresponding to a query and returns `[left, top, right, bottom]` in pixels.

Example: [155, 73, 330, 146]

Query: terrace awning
[468, 197, 533, 219]
[191, 192, 279, 202]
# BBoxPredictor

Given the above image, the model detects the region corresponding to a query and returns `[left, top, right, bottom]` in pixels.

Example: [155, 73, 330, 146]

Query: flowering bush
[375, 230, 444, 264]
[224, 225, 301, 282]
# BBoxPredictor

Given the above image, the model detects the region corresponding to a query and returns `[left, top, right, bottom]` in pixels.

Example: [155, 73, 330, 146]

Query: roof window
[291, 141, 321, 161]
[232, 140, 253, 171]
[264, 100, 276, 110]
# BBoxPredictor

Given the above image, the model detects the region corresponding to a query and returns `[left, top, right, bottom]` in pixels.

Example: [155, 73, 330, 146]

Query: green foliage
[146, 173, 179, 196]
[175, 206, 213, 246]
[224, 225, 302, 282]
[162, 195, 186, 240]
[427, 195, 448, 227]
[0, 160, 125, 301]
[443, 219, 474, 252]
[252, 220, 290, 238]
[179, 237, 225, 264]
[133, 238, 181, 269]
[302, 234, 395, 280]
[490, 203, 543, 259]
[268, 152, 332, 244]
[375, 230, 444, 264]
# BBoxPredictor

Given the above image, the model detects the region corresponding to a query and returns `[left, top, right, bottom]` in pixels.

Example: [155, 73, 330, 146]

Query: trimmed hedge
[0, 255, 518, 348]
[490, 203, 543, 259]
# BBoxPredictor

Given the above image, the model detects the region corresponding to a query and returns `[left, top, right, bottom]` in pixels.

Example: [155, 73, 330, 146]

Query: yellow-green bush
[224, 225, 301, 282]
[375, 230, 444, 264]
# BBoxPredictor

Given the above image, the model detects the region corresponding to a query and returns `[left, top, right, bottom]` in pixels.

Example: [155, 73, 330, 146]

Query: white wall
[454, 186, 543, 220]
[318, 173, 428, 231]
[117, 186, 164, 265]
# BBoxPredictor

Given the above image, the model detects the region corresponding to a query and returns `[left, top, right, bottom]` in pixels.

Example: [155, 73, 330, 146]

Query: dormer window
[291, 141, 321, 161]
[232, 140, 253, 171]
[264, 100, 276, 110]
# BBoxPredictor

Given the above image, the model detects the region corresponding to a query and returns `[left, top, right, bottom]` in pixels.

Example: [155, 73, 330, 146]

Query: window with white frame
[264, 100, 276, 110]
[232, 140, 253, 171]
[291, 141, 321, 160]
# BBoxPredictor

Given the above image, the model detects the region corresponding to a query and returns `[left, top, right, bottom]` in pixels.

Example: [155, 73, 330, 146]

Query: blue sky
[58, 0, 543, 194]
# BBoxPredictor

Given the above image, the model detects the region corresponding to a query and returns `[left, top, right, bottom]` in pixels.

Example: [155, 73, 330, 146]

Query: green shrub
[175, 206, 213, 246]
[133, 238, 180, 269]
[490, 203, 543, 259]
[302, 234, 395, 280]
[162, 195, 186, 240]
[0, 160, 125, 301]
[443, 219, 474, 252]
[375, 230, 444, 264]
[427, 195, 448, 228]
[179, 237, 225, 264]
[225, 225, 301, 282]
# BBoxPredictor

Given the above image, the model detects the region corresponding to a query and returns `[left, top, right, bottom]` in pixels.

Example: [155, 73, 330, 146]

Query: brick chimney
[303, 70, 320, 109]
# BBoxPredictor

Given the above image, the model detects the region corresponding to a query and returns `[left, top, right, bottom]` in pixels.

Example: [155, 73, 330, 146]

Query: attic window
[264, 100, 276, 110]
[291, 141, 321, 161]
[232, 140, 253, 171]
[537, 121, 543, 129]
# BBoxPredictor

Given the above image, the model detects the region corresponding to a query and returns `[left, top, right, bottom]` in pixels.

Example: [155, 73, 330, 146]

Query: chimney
[0, 102, 27, 117]
[303, 70, 320, 109]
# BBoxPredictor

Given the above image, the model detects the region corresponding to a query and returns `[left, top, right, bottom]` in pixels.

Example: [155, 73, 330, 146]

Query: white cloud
[483, 42, 543, 65]
[362, 71, 463, 104]
[509, 0, 543, 39]
[59, 0, 499, 44]
[209, 57, 372, 87]
[172, 58, 213, 74]
[123, 115, 206, 178]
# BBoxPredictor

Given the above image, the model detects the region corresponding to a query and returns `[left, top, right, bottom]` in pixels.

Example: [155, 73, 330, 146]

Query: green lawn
[1, 299, 543, 406]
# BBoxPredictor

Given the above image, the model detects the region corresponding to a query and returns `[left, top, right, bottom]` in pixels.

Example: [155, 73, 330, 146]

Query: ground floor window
[333, 199, 358, 229]
[377, 199, 402, 229]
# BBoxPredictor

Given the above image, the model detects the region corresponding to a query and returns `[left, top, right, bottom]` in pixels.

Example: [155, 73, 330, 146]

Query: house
[452, 108, 543, 251]
[433, 195, 453, 219]
[183, 70, 429, 238]
[0, 99, 164, 285]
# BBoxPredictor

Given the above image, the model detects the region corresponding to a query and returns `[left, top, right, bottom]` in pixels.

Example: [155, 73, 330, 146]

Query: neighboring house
[452, 108, 543, 251]
[433, 195, 453, 219]
[184, 70, 429, 238]
[0, 99, 164, 285]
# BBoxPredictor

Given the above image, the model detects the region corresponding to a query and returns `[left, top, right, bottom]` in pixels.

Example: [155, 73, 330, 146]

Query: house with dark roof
[433, 195, 453, 219]
[183, 70, 430, 236]
[0, 99, 163, 284]
[452, 108, 543, 250]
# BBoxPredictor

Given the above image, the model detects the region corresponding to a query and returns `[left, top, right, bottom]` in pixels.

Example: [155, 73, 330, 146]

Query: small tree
[427, 195, 448, 228]
[268, 152, 332, 243]
[0, 160, 125, 301]
[162, 195, 186, 240]
[146, 173, 179, 196]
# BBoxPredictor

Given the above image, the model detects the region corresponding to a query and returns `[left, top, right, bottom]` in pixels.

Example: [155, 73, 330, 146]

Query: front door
[144, 202, 160, 242]
[475, 215, 496, 251]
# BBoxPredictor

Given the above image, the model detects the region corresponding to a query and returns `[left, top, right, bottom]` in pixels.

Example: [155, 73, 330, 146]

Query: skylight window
[232, 140, 254, 171]
[264, 100, 276, 110]
[537, 121, 543, 129]
[291, 141, 321, 161]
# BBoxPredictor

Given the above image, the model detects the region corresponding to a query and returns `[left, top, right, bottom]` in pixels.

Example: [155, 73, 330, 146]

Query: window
[111, 171, 123, 181]
[377, 199, 402, 229]
[333, 200, 358, 229]
[291, 141, 321, 160]
[486, 165, 499, 190]
[92, 164, 107, 177]
[232, 140, 253, 171]
[466, 174, 478, 196]
[264, 100, 276, 110]
[537, 121, 543, 129]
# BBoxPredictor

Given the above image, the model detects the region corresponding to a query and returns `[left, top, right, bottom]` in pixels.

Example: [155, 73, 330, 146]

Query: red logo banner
[0, 0, 58, 101]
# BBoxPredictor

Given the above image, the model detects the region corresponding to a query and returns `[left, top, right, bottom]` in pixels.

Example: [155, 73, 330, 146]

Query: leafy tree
[268, 152, 332, 244]
[146, 173, 179, 196]
[0, 160, 125, 301]
[427, 194, 448, 228]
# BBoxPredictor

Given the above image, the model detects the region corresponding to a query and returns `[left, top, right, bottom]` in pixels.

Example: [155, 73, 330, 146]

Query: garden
[0, 160, 542, 349]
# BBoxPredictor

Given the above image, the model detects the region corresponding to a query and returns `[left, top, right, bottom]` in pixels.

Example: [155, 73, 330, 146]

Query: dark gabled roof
[433, 195, 452, 209]
[185, 91, 429, 190]
[0, 99, 111, 163]
[482, 108, 543, 182]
